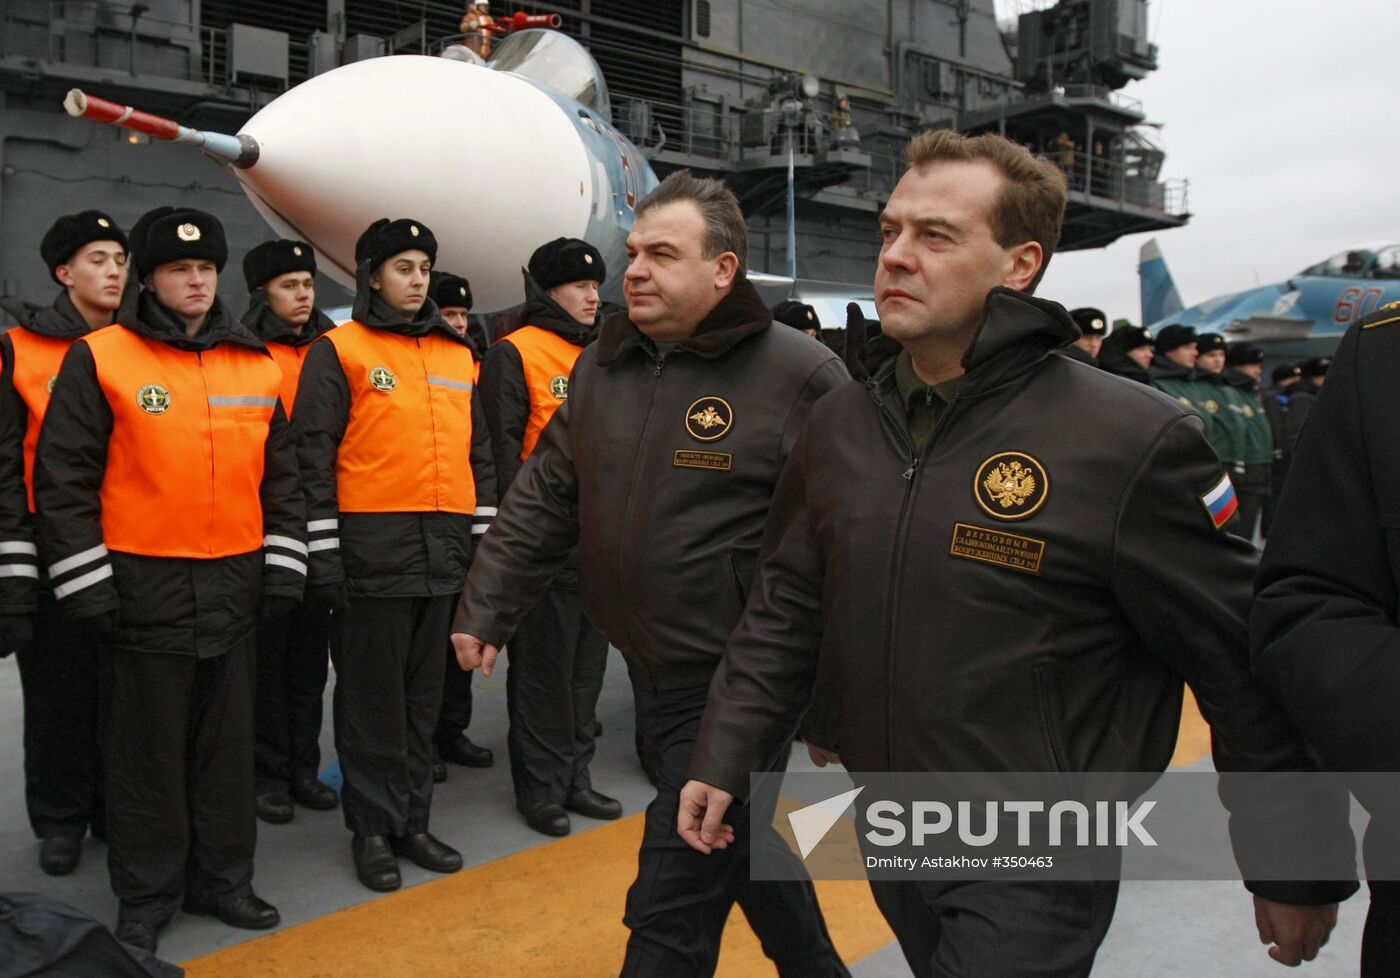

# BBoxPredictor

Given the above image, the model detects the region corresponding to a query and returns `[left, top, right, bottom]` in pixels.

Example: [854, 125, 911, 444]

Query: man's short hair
[905, 129, 1067, 293]
[635, 170, 748, 270]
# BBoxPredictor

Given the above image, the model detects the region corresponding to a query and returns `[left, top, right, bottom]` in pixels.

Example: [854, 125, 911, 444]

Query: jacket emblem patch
[685, 396, 733, 442]
[949, 523, 1045, 574]
[369, 366, 397, 392]
[136, 384, 172, 415]
[550, 375, 569, 400]
[1200, 473, 1238, 530]
[1202, 399, 1220, 414]
[973, 451, 1048, 521]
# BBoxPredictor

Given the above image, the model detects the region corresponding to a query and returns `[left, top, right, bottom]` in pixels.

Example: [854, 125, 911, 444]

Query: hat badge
[177, 223, 201, 242]
[806, 311, 814, 321]
[293, 246, 303, 256]
[459, 286, 467, 298]
[584, 253, 593, 264]
[410, 225, 420, 237]
[97, 217, 111, 228]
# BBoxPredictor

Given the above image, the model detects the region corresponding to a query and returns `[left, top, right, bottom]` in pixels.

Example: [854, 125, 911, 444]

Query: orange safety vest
[324, 321, 479, 514]
[500, 325, 583, 461]
[266, 341, 310, 420]
[7, 327, 79, 513]
[85, 325, 282, 558]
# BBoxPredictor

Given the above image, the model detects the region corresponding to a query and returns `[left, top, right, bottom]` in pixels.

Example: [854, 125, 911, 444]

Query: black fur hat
[429, 271, 473, 310]
[243, 239, 317, 292]
[1068, 306, 1107, 336]
[1153, 323, 1197, 355]
[1225, 343, 1264, 366]
[40, 210, 129, 284]
[528, 237, 605, 291]
[772, 300, 820, 331]
[1195, 332, 1227, 355]
[355, 218, 437, 271]
[130, 206, 227, 279]
[1106, 325, 1153, 351]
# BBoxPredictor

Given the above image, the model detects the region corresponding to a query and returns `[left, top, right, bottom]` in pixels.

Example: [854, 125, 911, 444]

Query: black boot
[517, 800, 571, 837]
[388, 832, 463, 873]
[38, 834, 81, 876]
[352, 834, 401, 892]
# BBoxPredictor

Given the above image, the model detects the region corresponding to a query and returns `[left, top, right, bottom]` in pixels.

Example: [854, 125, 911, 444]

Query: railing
[1049, 148, 1188, 217]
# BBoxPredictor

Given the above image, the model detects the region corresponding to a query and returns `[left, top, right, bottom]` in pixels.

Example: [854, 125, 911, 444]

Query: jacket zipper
[874, 385, 964, 768]
[616, 349, 669, 657]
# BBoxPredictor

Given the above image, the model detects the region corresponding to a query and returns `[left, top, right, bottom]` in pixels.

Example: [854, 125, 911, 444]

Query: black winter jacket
[455, 279, 848, 688]
[690, 288, 1355, 906]
[0, 291, 99, 614]
[33, 289, 305, 657]
[292, 276, 497, 598]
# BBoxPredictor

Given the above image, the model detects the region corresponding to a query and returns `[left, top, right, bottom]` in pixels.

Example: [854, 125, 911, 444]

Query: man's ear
[713, 252, 740, 290]
[1004, 241, 1043, 292]
[55, 265, 75, 289]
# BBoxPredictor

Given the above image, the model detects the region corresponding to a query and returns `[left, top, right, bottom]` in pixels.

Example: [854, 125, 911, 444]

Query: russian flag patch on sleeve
[1200, 473, 1238, 530]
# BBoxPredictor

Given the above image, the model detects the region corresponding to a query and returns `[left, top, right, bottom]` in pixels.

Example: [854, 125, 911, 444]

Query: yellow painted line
[185, 701, 1210, 977]
[183, 812, 892, 978]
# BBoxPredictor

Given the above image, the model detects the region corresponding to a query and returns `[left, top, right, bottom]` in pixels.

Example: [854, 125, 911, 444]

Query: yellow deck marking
[183, 812, 892, 977]
[185, 698, 1210, 976]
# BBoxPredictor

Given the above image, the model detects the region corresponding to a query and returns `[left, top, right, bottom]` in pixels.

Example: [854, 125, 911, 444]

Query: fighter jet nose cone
[236, 56, 594, 312]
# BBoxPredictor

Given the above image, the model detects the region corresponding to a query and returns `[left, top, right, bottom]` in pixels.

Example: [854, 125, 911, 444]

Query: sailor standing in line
[479, 237, 619, 836]
[293, 218, 496, 892]
[241, 239, 341, 824]
[0, 210, 128, 876]
[35, 207, 302, 952]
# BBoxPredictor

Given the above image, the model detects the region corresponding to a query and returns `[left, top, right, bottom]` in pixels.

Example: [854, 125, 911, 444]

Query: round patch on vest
[45, 375, 57, 395]
[973, 451, 1048, 521]
[369, 366, 397, 392]
[685, 396, 733, 442]
[137, 384, 172, 415]
[550, 375, 569, 400]
[1203, 399, 1220, 414]
[176, 223, 201, 242]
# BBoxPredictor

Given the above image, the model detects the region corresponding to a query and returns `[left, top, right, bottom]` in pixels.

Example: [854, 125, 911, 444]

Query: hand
[0, 613, 34, 657]
[1253, 896, 1338, 966]
[804, 740, 840, 768]
[677, 780, 736, 854]
[451, 632, 500, 676]
[306, 583, 348, 612]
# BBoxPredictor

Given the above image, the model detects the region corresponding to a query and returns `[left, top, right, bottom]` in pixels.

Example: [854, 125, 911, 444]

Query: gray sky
[1006, 0, 1400, 324]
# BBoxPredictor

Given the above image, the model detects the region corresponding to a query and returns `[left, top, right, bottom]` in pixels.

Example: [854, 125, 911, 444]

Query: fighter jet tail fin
[1139, 238, 1185, 326]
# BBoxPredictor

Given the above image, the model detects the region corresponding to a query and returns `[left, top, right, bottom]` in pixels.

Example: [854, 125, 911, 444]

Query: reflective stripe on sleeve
[48, 543, 109, 579]
[265, 534, 309, 556]
[53, 564, 114, 600]
[265, 553, 308, 576]
[308, 539, 340, 552]
[0, 541, 38, 556]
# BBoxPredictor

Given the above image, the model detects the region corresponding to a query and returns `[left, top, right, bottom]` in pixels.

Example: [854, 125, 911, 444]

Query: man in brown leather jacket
[678, 131, 1356, 978]
[452, 171, 849, 977]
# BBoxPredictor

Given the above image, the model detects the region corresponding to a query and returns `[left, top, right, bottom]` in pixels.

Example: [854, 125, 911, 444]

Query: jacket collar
[871, 288, 1079, 400]
[1149, 355, 1195, 381]
[116, 287, 264, 353]
[595, 278, 771, 367]
[518, 270, 597, 347]
[1, 287, 118, 339]
[241, 292, 336, 347]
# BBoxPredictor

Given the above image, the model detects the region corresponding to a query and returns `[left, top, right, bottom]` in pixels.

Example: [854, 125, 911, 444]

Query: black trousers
[620, 679, 847, 978]
[868, 878, 1119, 978]
[254, 603, 331, 792]
[15, 596, 105, 840]
[331, 594, 453, 837]
[504, 585, 608, 804]
[106, 639, 256, 924]
[434, 640, 474, 747]
[1229, 462, 1271, 543]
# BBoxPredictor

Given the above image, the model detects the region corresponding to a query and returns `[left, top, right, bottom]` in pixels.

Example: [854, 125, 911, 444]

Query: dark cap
[1069, 307, 1108, 336]
[1299, 356, 1331, 379]
[129, 207, 227, 279]
[1196, 332, 1227, 355]
[1271, 363, 1302, 384]
[429, 271, 473, 311]
[528, 237, 606, 291]
[40, 210, 128, 284]
[1226, 343, 1265, 366]
[1105, 324, 1153, 351]
[355, 218, 437, 272]
[772, 300, 821, 331]
[243, 239, 316, 293]
[1153, 324, 1198, 354]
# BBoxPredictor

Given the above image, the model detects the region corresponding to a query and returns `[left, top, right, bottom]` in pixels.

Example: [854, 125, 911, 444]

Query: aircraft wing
[1219, 316, 1316, 343]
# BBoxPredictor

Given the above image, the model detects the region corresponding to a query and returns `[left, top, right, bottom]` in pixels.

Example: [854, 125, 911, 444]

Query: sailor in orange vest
[33, 207, 303, 953]
[240, 239, 341, 825]
[426, 271, 495, 781]
[0, 210, 127, 878]
[478, 236, 620, 836]
[293, 218, 496, 893]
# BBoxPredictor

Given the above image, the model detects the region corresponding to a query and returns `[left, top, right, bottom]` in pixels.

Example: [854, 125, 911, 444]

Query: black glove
[0, 613, 34, 657]
[306, 583, 348, 612]
[261, 594, 301, 621]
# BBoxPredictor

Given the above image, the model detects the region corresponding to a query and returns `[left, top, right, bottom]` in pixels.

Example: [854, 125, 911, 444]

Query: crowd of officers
[0, 143, 1389, 978]
[0, 204, 621, 956]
